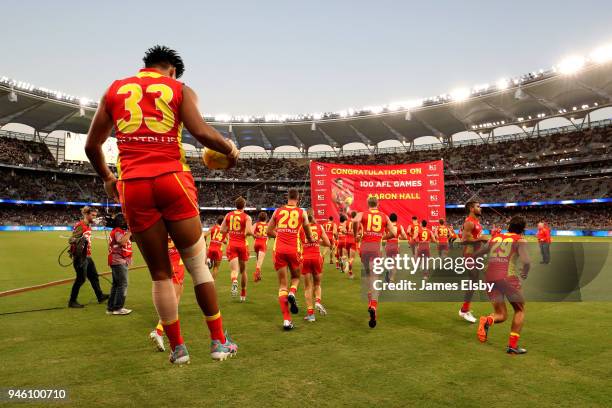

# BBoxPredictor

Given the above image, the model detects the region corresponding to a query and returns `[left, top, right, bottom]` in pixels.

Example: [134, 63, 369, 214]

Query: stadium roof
[2, 47, 612, 150]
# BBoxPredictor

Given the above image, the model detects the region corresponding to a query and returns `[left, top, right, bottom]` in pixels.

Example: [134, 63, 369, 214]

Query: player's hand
[225, 140, 240, 169]
[103, 174, 119, 202]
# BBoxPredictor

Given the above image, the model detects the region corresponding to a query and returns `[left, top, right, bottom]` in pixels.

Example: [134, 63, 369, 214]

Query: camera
[103, 213, 128, 230]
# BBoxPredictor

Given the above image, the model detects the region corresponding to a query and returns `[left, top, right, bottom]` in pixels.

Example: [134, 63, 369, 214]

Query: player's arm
[220, 215, 229, 234]
[84, 92, 119, 201]
[384, 217, 397, 240]
[351, 213, 363, 241]
[117, 230, 131, 245]
[400, 225, 408, 240]
[266, 210, 278, 238]
[517, 239, 531, 279]
[245, 215, 254, 236]
[320, 229, 331, 247]
[303, 212, 314, 242]
[180, 85, 239, 166]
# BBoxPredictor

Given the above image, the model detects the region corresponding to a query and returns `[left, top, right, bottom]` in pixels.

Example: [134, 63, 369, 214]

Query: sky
[2, 0, 612, 118]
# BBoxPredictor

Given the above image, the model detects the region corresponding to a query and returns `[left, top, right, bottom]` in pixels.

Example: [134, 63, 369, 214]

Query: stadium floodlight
[228, 123, 233, 132]
[311, 121, 316, 131]
[496, 78, 510, 90]
[557, 55, 586, 75]
[214, 114, 232, 122]
[405, 111, 412, 121]
[79, 97, 91, 106]
[590, 44, 612, 64]
[450, 88, 470, 102]
[313, 112, 323, 120]
[8, 89, 18, 102]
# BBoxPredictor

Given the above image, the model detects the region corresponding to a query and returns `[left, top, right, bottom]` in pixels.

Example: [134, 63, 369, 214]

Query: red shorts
[207, 246, 223, 262]
[273, 251, 302, 271]
[301, 256, 323, 275]
[437, 243, 449, 251]
[385, 243, 399, 257]
[416, 247, 431, 258]
[226, 244, 249, 261]
[117, 171, 199, 233]
[345, 242, 356, 252]
[254, 240, 267, 254]
[172, 264, 185, 285]
[487, 277, 524, 303]
[337, 241, 346, 252]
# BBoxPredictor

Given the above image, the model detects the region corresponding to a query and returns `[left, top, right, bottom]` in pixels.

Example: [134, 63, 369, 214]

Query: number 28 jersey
[272, 205, 305, 254]
[105, 68, 188, 180]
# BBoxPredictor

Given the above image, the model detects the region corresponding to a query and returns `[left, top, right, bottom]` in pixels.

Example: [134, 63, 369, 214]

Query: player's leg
[133, 219, 188, 364]
[287, 259, 301, 315]
[166, 215, 237, 360]
[348, 247, 355, 278]
[239, 257, 247, 301]
[150, 281, 184, 352]
[477, 301, 507, 343]
[303, 271, 315, 321]
[254, 250, 264, 282]
[459, 266, 479, 323]
[276, 263, 293, 329]
[212, 259, 221, 281]
[229, 255, 240, 297]
[507, 301, 526, 354]
[364, 254, 378, 328]
[313, 269, 327, 315]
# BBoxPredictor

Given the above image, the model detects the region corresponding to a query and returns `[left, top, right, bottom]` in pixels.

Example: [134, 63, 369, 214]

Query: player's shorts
[301, 256, 323, 275]
[385, 243, 399, 257]
[207, 246, 222, 263]
[226, 244, 249, 262]
[345, 242, 356, 252]
[437, 242, 449, 252]
[172, 265, 185, 285]
[416, 246, 431, 258]
[273, 251, 302, 271]
[254, 240, 267, 254]
[337, 241, 346, 252]
[487, 276, 524, 303]
[117, 171, 199, 233]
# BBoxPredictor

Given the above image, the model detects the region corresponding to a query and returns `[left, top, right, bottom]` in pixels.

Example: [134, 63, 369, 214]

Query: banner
[310, 160, 445, 226]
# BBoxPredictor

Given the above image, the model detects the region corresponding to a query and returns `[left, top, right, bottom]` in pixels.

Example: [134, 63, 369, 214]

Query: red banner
[310, 160, 445, 227]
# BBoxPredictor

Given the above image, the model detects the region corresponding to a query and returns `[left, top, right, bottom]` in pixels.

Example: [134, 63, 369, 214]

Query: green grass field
[1, 232, 611, 407]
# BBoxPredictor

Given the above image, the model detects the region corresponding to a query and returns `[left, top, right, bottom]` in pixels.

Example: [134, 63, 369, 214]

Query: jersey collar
[136, 68, 163, 78]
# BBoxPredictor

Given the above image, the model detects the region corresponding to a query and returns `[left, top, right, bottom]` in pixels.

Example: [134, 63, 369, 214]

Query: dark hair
[216, 215, 224, 225]
[367, 196, 378, 208]
[235, 196, 246, 210]
[351, 211, 357, 218]
[328, 216, 334, 221]
[465, 201, 479, 214]
[143, 45, 185, 78]
[257, 211, 268, 222]
[412, 216, 417, 221]
[439, 219, 445, 225]
[389, 213, 398, 222]
[421, 220, 427, 227]
[339, 214, 347, 222]
[288, 189, 299, 201]
[508, 216, 526, 234]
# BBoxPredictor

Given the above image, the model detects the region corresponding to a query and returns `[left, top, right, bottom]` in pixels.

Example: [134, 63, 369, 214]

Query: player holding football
[414, 220, 437, 279]
[436, 219, 451, 258]
[300, 210, 331, 322]
[203, 216, 227, 280]
[85, 46, 238, 364]
[352, 197, 396, 328]
[221, 197, 253, 301]
[253, 211, 269, 282]
[475, 216, 531, 355]
[267, 189, 313, 330]
[149, 237, 185, 352]
[458, 201, 487, 323]
[322, 216, 338, 265]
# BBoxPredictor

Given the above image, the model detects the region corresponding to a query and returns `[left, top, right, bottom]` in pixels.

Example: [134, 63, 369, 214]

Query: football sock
[205, 311, 226, 343]
[315, 297, 321, 304]
[486, 315, 494, 326]
[307, 308, 314, 315]
[241, 288, 246, 297]
[289, 285, 297, 295]
[509, 332, 520, 349]
[155, 321, 164, 336]
[370, 299, 378, 310]
[161, 319, 183, 351]
[461, 301, 471, 313]
[278, 290, 291, 320]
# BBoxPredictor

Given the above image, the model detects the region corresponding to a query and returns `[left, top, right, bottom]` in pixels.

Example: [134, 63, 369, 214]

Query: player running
[384, 213, 407, 282]
[344, 211, 358, 278]
[337, 214, 348, 272]
[300, 210, 331, 322]
[352, 197, 396, 328]
[406, 216, 420, 257]
[203, 216, 227, 280]
[267, 188, 313, 330]
[414, 220, 437, 279]
[322, 216, 338, 265]
[86, 45, 238, 364]
[435, 219, 451, 258]
[221, 197, 253, 302]
[459, 201, 488, 323]
[475, 216, 531, 355]
[253, 211, 269, 282]
[149, 237, 185, 352]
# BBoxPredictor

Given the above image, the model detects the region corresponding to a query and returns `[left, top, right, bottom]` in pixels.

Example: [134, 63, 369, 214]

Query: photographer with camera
[68, 206, 109, 308]
[107, 213, 133, 315]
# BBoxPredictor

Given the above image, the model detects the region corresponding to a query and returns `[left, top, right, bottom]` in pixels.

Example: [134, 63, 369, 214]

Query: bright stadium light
[214, 114, 232, 122]
[590, 44, 612, 64]
[496, 78, 510, 90]
[79, 97, 91, 106]
[450, 88, 470, 102]
[557, 55, 586, 75]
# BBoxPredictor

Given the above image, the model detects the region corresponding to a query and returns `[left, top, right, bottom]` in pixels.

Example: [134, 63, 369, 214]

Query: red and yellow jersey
[485, 233, 523, 281]
[253, 221, 268, 243]
[359, 209, 389, 243]
[72, 221, 93, 256]
[323, 221, 336, 239]
[387, 222, 399, 244]
[490, 227, 502, 237]
[168, 239, 184, 276]
[208, 225, 227, 249]
[338, 222, 347, 244]
[437, 225, 450, 243]
[463, 215, 483, 255]
[272, 205, 305, 254]
[345, 218, 356, 243]
[107, 227, 132, 265]
[416, 227, 434, 245]
[300, 223, 323, 259]
[105, 68, 188, 180]
[225, 210, 248, 246]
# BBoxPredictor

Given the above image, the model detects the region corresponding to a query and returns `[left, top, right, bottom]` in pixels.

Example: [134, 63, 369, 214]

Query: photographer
[68, 206, 108, 308]
[106, 213, 133, 315]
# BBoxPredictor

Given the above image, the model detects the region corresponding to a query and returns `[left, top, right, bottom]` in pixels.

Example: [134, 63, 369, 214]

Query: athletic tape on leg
[152, 279, 178, 323]
[180, 234, 214, 285]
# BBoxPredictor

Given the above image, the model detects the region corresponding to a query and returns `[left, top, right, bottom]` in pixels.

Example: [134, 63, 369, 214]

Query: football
[203, 147, 231, 169]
